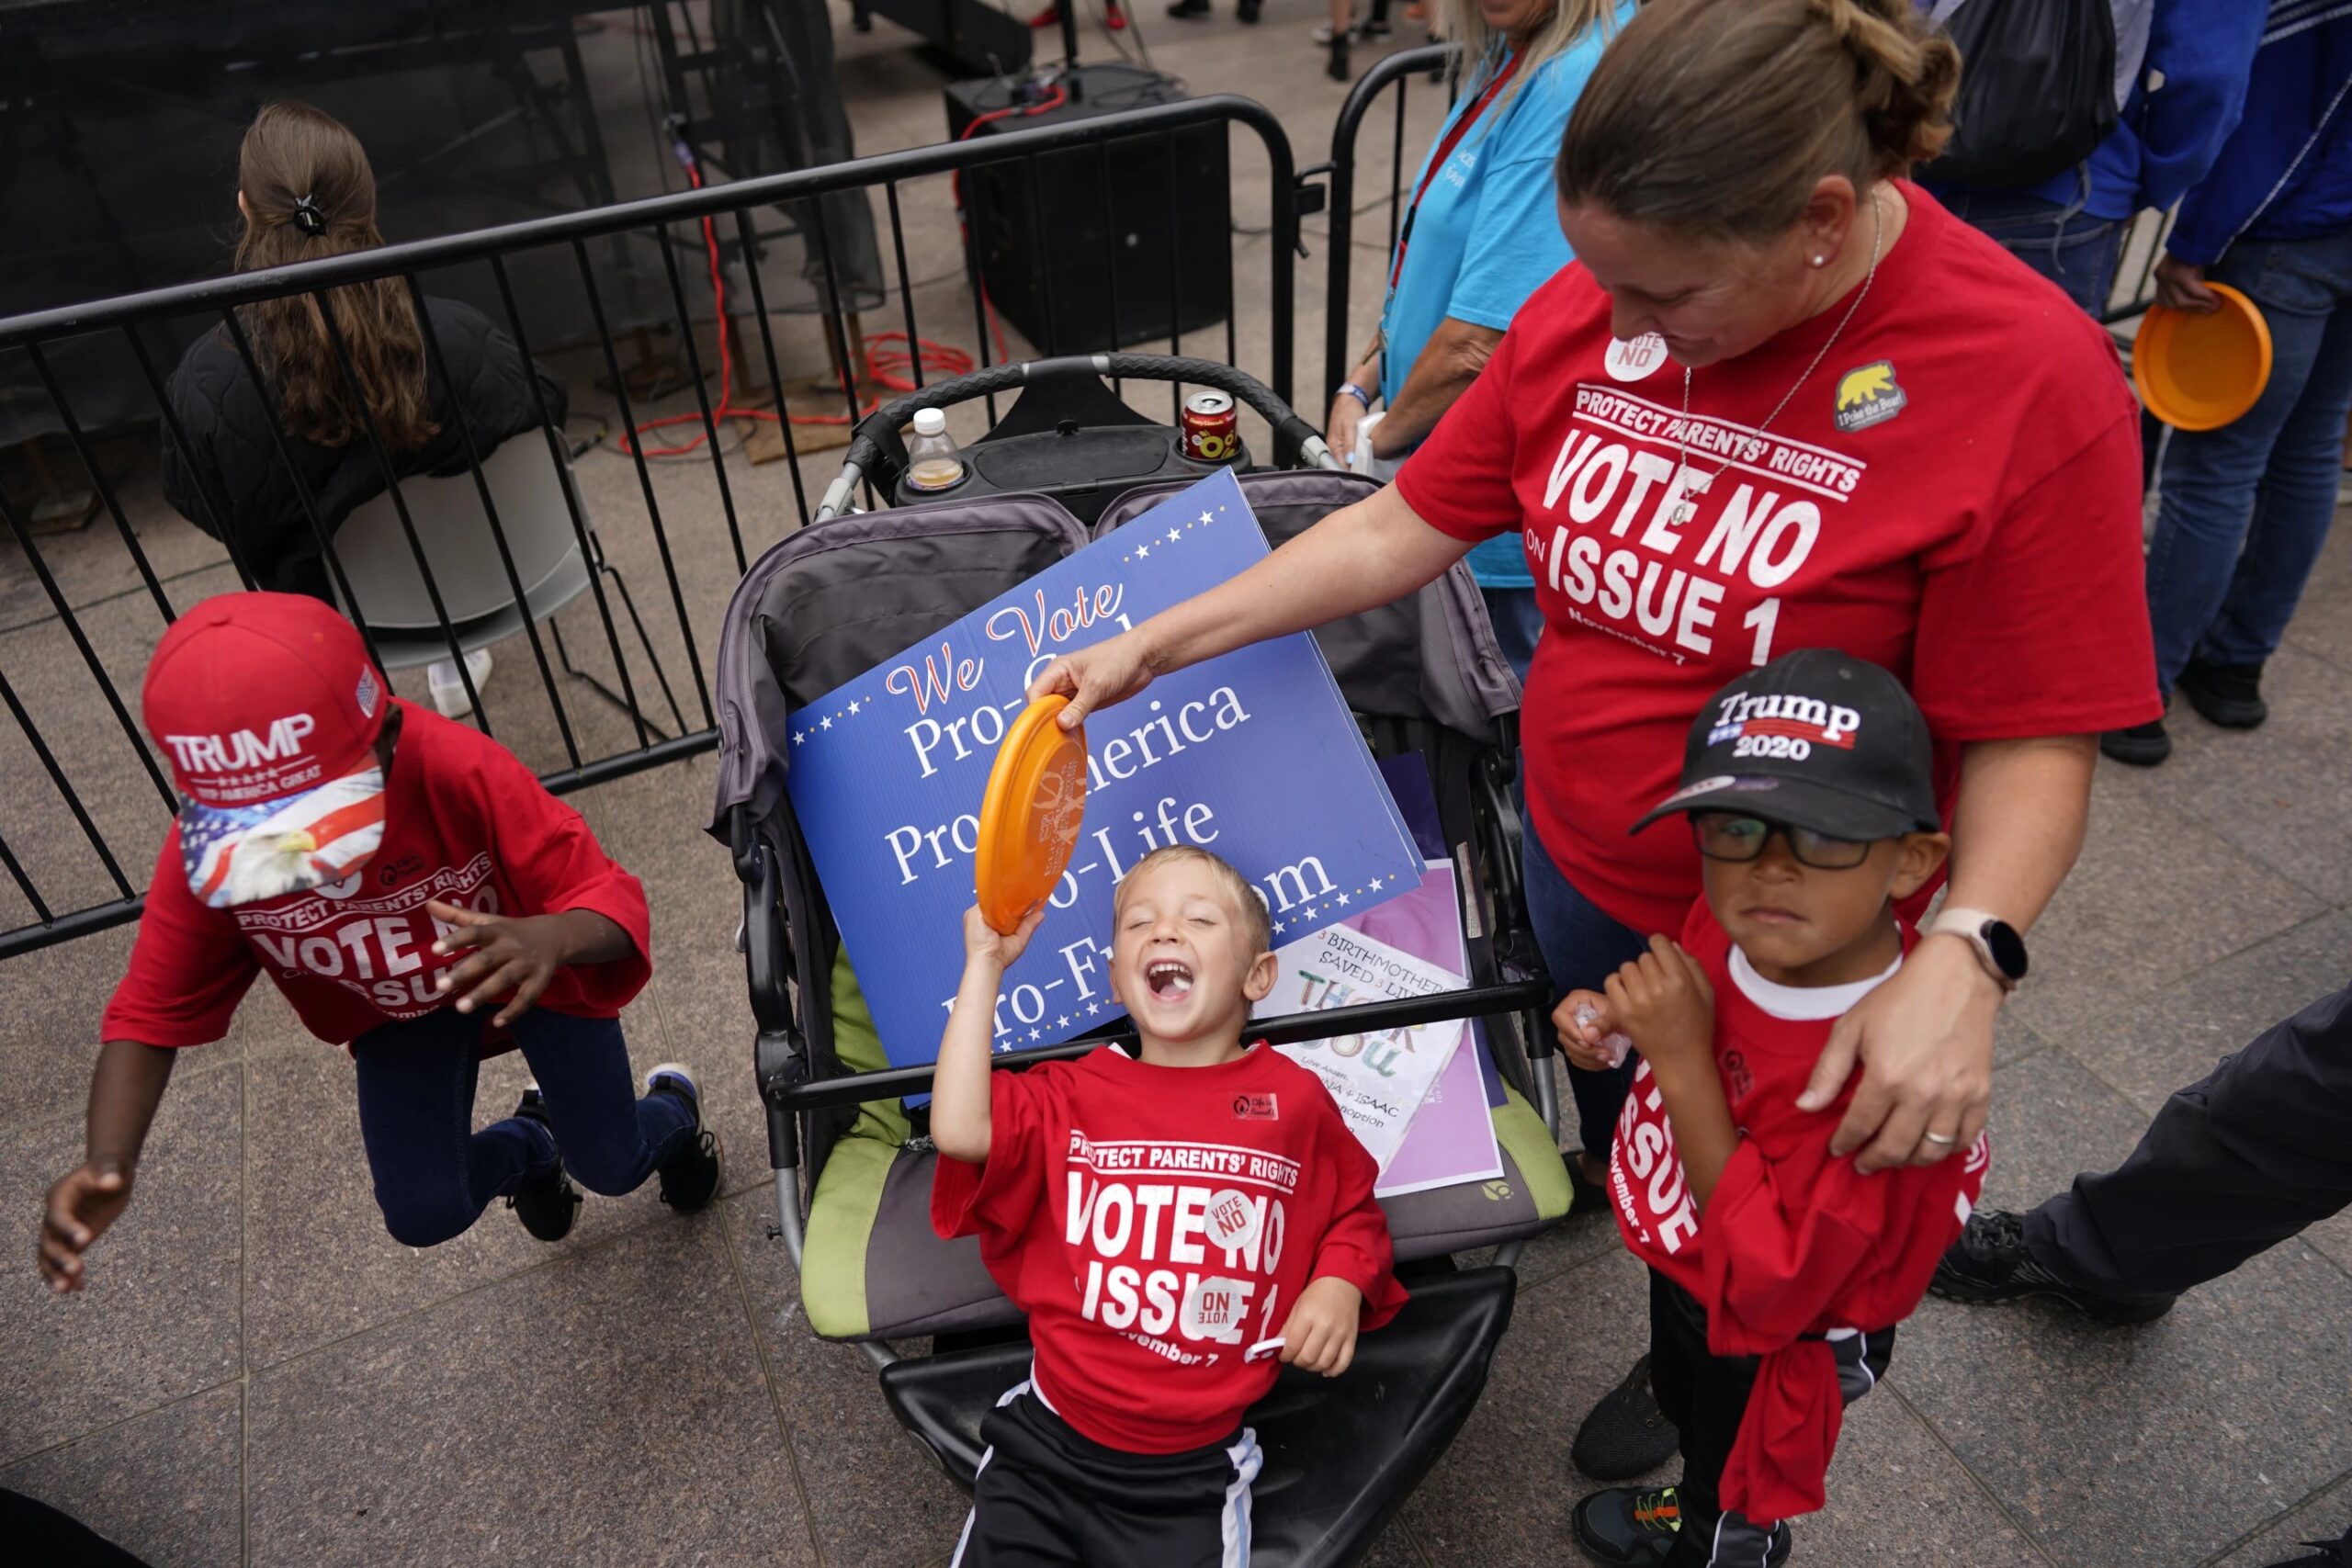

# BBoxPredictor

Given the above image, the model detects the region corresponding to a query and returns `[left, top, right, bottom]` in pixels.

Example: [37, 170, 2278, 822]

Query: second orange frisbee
[2134, 282, 2273, 432]
[975, 695, 1089, 934]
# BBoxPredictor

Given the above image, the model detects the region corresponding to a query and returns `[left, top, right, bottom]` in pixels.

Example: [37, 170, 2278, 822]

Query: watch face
[1984, 920, 2029, 981]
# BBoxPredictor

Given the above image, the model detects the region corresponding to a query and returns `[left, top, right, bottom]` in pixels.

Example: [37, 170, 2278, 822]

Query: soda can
[1181, 389, 1240, 464]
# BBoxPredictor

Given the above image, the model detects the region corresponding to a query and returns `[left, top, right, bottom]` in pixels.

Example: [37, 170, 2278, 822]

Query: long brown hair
[233, 101, 436, 451]
[1554, 0, 1959, 241]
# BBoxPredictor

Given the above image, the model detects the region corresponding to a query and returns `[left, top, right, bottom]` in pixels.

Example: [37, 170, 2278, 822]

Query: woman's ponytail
[1809, 0, 1961, 172]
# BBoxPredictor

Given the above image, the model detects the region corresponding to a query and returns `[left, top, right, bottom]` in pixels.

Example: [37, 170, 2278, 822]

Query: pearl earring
[1813, 254, 1827, 267]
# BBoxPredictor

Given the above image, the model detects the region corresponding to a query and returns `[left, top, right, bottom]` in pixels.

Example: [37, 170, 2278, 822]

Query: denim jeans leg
[510, 1010, 695, 1198]
[353, 1008, 554, 1248]
[2146, 233, 2352, 689]
[1521, 825, 1649, 1154]
[2199, 255, 2352, 667]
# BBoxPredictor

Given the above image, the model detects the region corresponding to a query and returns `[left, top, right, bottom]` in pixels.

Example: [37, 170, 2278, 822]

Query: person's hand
[1552, 987, 1621, 1072]
[1326, 389, 1367, 466]
[963, 903, 1046, 971]
[1796, 933, 1997, 1172]
[39, 1161, 132, 1294]
[1025, 629, 1157, 729]
[1280, 1275, 1364, 1376]
[1603, 935, 1714, 1073]
[426, 901, 577, 1028]
[2154, 254, 2221, 314]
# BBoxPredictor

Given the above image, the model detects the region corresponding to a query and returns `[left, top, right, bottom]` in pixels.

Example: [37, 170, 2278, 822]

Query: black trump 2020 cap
[1631, 648, 1939, 842]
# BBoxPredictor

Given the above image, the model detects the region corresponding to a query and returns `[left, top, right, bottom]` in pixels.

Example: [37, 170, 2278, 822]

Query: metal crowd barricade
[0, 94, 1298, 961]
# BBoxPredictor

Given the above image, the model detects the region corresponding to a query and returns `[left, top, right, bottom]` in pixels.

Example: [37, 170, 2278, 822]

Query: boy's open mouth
[1145, 958, 1195, 1000]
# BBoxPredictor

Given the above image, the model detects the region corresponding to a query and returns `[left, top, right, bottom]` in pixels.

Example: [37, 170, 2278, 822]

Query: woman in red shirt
[1035, 0, 2153, 1463]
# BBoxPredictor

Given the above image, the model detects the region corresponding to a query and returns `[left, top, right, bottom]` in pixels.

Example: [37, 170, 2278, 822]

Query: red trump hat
[141, 592, 387, 810]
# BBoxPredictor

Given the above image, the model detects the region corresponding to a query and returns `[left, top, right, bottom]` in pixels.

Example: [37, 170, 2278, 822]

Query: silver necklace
[1669, 187, 1886, 525]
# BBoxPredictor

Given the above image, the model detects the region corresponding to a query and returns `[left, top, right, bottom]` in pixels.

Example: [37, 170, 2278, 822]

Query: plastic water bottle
[905, 407, 967, 492]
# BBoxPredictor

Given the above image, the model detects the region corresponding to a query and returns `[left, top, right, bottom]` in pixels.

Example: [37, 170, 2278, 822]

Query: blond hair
[1437, 0, 1620, 125]
[1114, 846, 1272, 957]
[1553, 0, 1960, 240]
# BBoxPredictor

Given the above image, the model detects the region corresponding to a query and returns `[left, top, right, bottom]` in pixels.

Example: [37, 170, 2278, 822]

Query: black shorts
[951, 1379, 1262, 1568]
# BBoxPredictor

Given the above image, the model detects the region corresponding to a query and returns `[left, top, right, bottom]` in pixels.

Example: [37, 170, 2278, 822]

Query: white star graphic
[820, 715, 832, 730]
[1029, 1027, 1042, 1041]
[1166, 526, 1182, 544]
[1087, 1001, 1101, 1015]
[847, 699, 861, 715]
[1336, 892, 1351, 907]
[1366, 875, 1382, 889]
[1272, 920, 1286, 933]
[1198, 510, 1212, 525]
[1136, 543, 1150, 558]
[1057, 1014, 1069, 1027]
[792, 730, 805, 745]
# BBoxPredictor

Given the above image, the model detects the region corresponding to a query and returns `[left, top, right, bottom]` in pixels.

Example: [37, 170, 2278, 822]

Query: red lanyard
[1390, 53, 1522, 292]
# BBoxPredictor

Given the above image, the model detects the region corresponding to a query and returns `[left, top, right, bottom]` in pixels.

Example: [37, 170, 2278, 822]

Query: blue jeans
[1938, 189, 2126, 317]
[1479, 586, 1543, 685]
[2146, 229, 2352, 691]
[1523, 822, 1649, 1156]
[353, 1006, 694, 1247]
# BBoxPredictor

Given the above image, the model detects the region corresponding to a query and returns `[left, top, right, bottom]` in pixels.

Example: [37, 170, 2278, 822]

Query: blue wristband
[1337, 380, 1375, 408]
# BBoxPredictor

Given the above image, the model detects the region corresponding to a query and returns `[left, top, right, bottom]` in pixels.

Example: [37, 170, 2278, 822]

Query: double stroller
[707, 355, 1572, 1566]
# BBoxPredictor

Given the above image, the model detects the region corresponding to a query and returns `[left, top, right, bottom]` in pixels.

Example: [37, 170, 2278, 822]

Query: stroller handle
[815, 354, 1341, 520]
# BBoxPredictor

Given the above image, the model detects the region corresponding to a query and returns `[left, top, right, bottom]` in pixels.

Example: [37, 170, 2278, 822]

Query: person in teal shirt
[1326, 0, 1628, 679]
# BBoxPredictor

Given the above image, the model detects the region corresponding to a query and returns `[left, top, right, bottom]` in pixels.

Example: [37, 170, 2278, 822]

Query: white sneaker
[427, 648, 494, 718]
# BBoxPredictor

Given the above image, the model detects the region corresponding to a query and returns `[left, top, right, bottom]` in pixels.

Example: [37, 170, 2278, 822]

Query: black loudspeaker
[944, 64, 1231, 355]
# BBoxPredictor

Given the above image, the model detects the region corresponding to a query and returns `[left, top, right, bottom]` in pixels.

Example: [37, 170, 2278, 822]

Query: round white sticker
[1605, 332, 1668, 383]
[1204, 1189, 1259, 1253]
[1180, 1275, 1250, 1341]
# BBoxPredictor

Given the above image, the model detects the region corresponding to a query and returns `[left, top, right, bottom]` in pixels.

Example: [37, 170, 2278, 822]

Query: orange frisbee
[2134, 282, 2273, 432]
[975, 695, 1089, 934]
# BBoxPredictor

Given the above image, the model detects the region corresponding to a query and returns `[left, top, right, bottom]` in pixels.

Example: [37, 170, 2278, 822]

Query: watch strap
[1337, 380, 1376, 408]
[1927, 906, 2021, 991]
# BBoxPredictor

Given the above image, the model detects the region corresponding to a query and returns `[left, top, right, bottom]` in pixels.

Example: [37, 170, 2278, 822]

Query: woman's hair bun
[1809, 0, 1960, 170]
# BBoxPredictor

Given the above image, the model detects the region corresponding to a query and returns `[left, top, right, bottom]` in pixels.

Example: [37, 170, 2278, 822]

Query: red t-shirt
[933, 1043, 1408, 1454]
[100, 700, 651, 1048]
[1610, 899, 1988, 1520]
[1397, 181, 2159, 936]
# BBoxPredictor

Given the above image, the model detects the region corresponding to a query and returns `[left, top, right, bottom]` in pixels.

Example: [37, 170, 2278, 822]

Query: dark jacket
[161, 295, 568, 601]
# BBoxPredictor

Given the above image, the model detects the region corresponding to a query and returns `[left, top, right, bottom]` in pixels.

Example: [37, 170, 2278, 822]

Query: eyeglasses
[1690, 812, 1872, 870]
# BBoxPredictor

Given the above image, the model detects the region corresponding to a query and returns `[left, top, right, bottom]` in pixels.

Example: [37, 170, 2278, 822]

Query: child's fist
[1552, 988, 1626, 1072]
[962, 903, 1046, 971]
[1279, 1276, 1364, 1377]
[1602, 935, 1714, 1067]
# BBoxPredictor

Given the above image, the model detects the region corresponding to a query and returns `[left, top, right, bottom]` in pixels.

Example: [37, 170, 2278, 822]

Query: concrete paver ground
[6, 6, 2351, 1564]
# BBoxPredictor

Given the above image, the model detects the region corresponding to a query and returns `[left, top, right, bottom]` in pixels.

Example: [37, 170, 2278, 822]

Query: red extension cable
[615, 91, 1066, 460]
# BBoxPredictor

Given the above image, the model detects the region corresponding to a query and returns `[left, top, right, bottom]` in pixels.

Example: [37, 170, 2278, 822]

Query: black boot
[505, 1085, 582, 1242]
[1166, 0, 1210, 17]
[2177, 657, 2268, 728]
[2267, 1520, 2352, 1567]
[1929, 1209, 2176, 1324]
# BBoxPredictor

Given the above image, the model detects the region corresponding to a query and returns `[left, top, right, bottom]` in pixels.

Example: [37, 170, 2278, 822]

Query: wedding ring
[1923, 1132, 1959, 1146]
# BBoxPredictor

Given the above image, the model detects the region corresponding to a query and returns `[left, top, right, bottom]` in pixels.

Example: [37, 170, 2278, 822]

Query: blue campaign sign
[784, 468, 1425, 1068]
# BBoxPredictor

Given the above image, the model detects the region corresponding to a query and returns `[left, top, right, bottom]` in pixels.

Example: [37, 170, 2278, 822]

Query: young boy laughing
[931, 845, 1407, 1567]
[1562, 650, 1991, 1568]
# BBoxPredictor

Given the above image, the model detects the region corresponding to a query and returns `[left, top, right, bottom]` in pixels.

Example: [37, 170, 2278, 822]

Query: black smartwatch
[1928, 908, 2027, 993]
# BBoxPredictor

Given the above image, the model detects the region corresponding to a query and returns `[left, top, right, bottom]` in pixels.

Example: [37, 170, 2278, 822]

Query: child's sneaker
[646, 1064, 722, 1213]
[1572, 1353, 1680, 1481]
[1574, 1485, 1790, 1566]
[505, 1084, 582, 1242]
